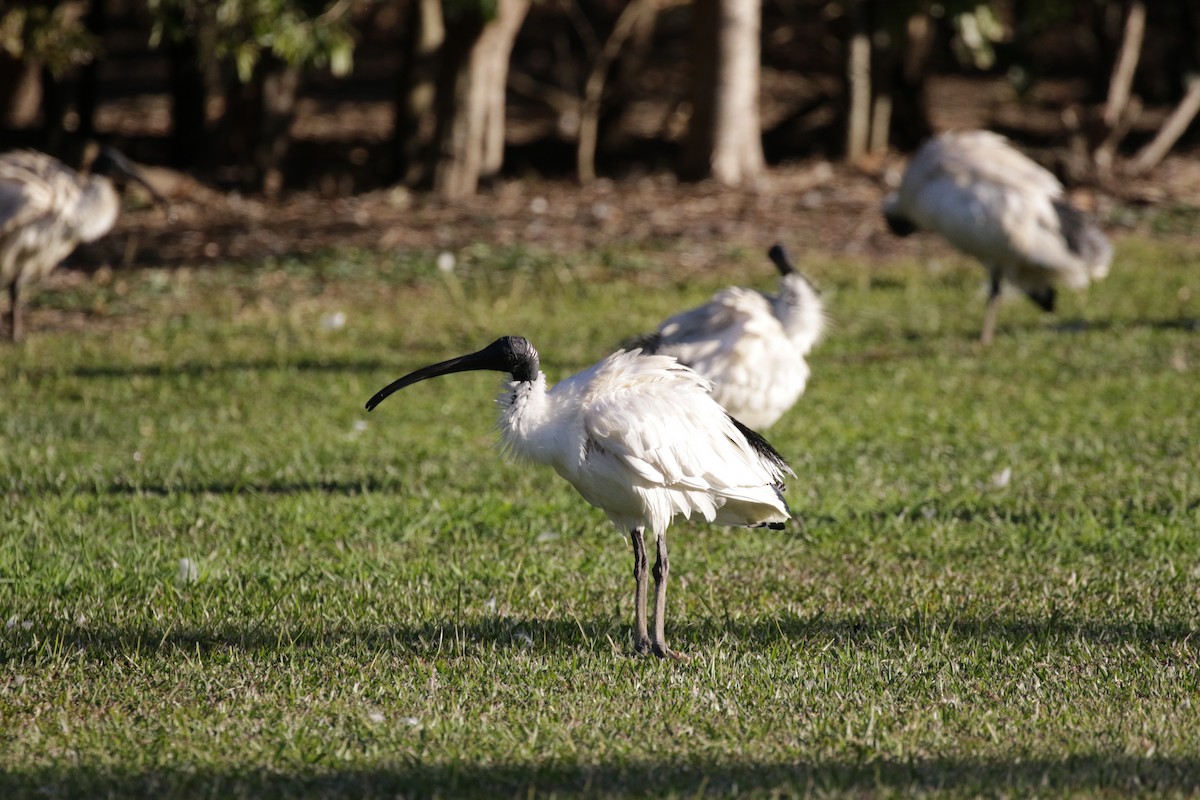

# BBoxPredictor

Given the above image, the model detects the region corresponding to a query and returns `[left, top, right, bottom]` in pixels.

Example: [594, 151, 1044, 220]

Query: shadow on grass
[68, 357, 388, 380]
[1053, 316, 1200, 334]
[7, 608, 1195, 664]
[2, 753, 1198, 797]
[97, 478, 403, 496]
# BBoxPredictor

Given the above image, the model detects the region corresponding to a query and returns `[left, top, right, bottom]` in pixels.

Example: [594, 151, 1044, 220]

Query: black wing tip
[728, 415, 794, 477]
[622, 331, 662, 354]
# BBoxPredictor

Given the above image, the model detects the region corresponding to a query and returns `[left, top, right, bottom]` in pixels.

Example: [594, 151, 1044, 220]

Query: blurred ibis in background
[365, 336, 793, 659]
[630, 243, 826, 429]
[883, 129, 1112, 345]
[0, 147, 169, 342]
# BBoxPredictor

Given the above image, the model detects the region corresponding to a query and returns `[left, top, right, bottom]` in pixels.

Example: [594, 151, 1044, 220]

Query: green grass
[2, 236, 1199, 798]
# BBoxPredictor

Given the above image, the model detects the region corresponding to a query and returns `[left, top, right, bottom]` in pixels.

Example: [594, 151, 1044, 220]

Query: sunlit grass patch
[2, 236, 1199, 798]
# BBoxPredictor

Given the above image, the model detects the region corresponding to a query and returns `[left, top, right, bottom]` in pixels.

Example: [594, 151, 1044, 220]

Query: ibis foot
[652, 643, 688, 661]
[633, 636, 651, 656]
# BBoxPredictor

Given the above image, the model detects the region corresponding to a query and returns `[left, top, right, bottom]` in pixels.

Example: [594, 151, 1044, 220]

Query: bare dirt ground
[55, 72, 1200, 284]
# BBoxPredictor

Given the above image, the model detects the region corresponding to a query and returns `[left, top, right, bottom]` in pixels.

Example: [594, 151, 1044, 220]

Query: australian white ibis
[0, 147, 168, 342]
[365, 336, 793, 659]
[882, 129, 1113, 345]
[631, 243, 825, 429]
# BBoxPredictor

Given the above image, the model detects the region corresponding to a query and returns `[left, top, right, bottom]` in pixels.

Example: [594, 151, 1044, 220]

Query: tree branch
[577, 0, 658, 185]
[1102, 0, 1145, 129]
[1128, 74, 1200, 175]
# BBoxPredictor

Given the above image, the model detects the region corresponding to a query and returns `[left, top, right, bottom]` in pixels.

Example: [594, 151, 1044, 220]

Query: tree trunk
[256, 60, 301, 197]
[889, 9, 933, 150]
[74, 0, 106, 142]
[222, 56, 301, 195]
[432, 0, 531, 199]
[0, 56, 41, 130]
[39, 66, 68, 155]
[392, 0, 444, 185]
[167, 36, 208, 169]
[845, 0, 872, 163]
[681, 0, 764, 185]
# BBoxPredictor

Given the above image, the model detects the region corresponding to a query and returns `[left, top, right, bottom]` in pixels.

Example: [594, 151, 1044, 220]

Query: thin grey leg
[7, 282, 20, 343]
[630, 527, 650, 655]
[980, 272, 1002, 346]
[651, 533, 684, 660]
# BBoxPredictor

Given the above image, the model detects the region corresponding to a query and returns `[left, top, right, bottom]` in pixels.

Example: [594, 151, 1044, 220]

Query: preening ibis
[882, 130, 1113, 345]
[365, 336, 793, 659]
[0, 148, 168, 341]
[631, 244, 826, 429]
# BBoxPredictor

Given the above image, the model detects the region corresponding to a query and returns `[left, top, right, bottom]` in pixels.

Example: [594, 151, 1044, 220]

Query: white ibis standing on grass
[0, 148, 169, 342]
[882, 129, 1113, 345]
[365, 336, 793, 659]
[630, 244, 826, 429]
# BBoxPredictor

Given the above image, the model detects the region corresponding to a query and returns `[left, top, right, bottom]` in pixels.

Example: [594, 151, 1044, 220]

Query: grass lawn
[1, 235, 1199, 798]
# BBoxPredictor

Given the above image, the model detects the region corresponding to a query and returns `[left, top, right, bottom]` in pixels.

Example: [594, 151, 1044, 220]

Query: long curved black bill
[100, 147, 176, 222]
[767, 243, 795, 275]
[366, 336, 538, 412]
[365, 348, 499, 412]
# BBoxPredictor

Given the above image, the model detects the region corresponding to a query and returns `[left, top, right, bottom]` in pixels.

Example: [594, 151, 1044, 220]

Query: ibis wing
[656, 287, 771, 348]
[580, 356, 791, 495]
[0, 151, 82, 236]
[909, 130, 1062, 202]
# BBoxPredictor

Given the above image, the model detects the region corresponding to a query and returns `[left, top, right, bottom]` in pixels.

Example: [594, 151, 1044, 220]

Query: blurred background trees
[1, 0, 1197, 198]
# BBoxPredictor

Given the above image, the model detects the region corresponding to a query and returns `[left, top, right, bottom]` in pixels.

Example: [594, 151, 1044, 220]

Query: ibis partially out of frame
[632, 244, 826, 429]
[0, 148, 167, 342]
[882, 129, 1113, 345]
[365, 336, 793, 659]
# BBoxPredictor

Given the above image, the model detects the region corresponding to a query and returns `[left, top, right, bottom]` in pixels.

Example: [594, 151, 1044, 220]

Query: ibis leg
[630, 527, 650, 655]
[6, 282, 19, 343]
[651, 534, 684, 660]
[980, 273, 1002, 346]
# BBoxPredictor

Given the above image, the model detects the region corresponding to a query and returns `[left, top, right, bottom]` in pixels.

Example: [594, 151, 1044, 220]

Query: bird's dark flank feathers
[884, 212, 918, 237]
[1052, 199, 1112, 271]
[1024, 286, 1057, 313]
[1052, 201, 1090, 258]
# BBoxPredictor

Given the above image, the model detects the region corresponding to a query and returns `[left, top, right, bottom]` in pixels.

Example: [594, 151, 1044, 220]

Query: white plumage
[634, 244, 825, 429]
[366, 336, 793, 659]
[0, 148, 164, 341]
[883, 129, 1113, 344]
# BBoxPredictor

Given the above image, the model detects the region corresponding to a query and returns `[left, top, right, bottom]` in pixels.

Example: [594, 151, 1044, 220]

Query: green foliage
[1, 236, 1198, 796]
[147, 0, 356, 82]
[0, 4, 98, 77]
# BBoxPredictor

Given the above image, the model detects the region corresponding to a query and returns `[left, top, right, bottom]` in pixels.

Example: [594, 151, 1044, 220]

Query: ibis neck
[75, 178, 120, 243]
[496, 372, 555, 463]
[774, 275, 824, 353]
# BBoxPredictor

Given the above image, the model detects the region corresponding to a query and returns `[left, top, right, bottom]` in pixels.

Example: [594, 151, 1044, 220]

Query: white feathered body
[0, 150, 119, 291]
[648, 273, 825, 429]
[883, 130, 1112, 296]
[495, 348, 792, 538]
